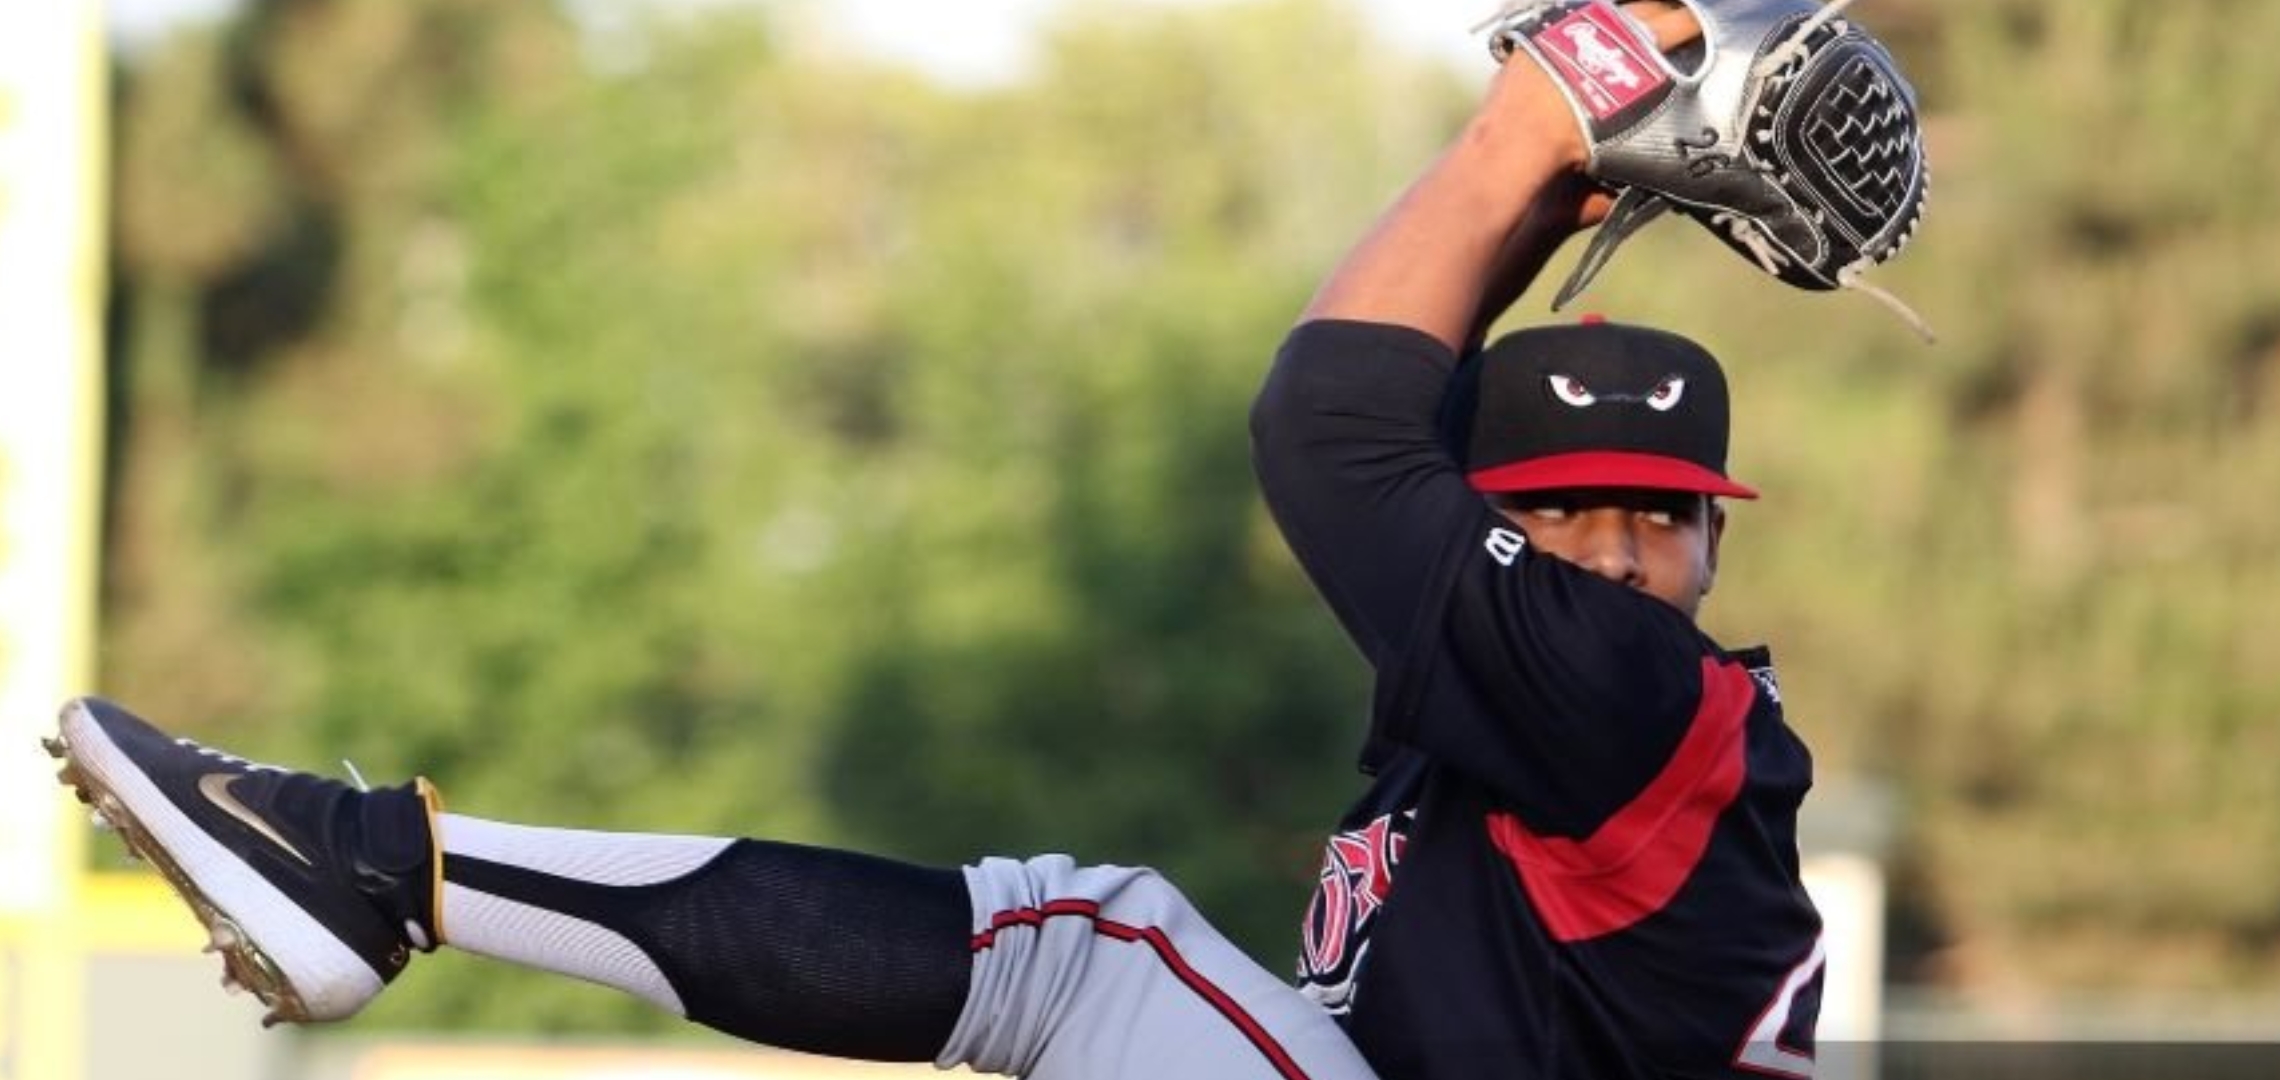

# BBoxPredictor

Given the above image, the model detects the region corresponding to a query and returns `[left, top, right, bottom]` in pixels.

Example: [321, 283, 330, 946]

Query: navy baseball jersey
[1251, 319, 1824, 1080]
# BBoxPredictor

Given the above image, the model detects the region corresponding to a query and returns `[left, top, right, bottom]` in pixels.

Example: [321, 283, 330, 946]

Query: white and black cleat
[45, 697, 446, 1024]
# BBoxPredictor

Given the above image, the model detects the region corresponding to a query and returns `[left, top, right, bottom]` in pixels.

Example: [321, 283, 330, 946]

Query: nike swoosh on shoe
[199, 773, 315, 867]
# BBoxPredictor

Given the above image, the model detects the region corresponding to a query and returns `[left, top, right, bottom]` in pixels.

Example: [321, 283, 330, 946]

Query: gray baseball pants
[939, 855, 1383, 1080]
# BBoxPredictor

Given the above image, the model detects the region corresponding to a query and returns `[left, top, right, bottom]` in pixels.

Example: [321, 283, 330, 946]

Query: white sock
[435, 813, 733, 1014]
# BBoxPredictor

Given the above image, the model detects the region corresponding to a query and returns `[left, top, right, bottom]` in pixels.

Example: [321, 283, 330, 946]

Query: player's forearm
[1299, 64, 1581, 352]
[1467, 188, 1593, 350]
[1299, 134, 1562, 351]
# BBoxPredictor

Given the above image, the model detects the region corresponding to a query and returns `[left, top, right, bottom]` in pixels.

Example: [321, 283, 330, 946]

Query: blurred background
[5, 0, 2280, 1076]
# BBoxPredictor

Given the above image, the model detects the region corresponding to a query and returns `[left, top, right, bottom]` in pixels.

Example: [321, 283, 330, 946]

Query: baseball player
[45, 1, 1886, 1077]
[1258, 1, 1871, 1073]
[1259, 54, 1827, 1080]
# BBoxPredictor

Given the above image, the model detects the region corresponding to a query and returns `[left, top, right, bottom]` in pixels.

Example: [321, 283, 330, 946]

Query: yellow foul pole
[0, 2, 107, 1079]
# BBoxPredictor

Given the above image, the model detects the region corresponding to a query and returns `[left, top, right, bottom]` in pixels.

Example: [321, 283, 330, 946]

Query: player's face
[1492, 488, 1725, 618]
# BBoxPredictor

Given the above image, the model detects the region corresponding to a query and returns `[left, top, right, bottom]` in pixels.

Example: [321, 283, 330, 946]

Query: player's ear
[1701, 496, 1726, 596]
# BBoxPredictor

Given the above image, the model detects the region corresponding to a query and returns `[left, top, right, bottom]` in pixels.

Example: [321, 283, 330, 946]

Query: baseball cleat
[46, 697, 446, 1025]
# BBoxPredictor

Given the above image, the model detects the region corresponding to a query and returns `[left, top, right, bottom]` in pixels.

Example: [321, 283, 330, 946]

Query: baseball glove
[1480, 0, 1931, 337]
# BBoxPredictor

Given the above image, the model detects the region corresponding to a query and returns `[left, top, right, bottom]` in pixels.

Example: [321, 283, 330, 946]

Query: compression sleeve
[444, 836, 972, 1060]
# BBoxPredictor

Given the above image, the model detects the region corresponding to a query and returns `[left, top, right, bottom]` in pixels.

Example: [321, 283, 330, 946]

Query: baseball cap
[1441, 318, 1758, 500]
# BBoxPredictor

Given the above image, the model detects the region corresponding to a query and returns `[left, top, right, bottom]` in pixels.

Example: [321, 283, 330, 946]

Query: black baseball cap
[1442, 318, 1757, 500]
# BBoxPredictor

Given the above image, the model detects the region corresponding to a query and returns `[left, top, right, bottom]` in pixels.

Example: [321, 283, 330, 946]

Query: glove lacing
[1751, 0, 1864, 78]
[1700, 210, 1927, 343]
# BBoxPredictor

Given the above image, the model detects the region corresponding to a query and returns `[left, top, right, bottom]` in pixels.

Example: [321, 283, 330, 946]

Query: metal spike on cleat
[221, 972, 244, 996]
[40, 735, 66, 758]
[88, 809, 114, 832]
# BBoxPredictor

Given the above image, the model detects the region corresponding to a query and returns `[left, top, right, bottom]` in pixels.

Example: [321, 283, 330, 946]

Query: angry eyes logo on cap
[1547, 374, 1687, 412]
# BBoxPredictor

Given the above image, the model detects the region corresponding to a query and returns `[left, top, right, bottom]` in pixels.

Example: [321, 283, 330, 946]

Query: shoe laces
[178, 739, 285, 773]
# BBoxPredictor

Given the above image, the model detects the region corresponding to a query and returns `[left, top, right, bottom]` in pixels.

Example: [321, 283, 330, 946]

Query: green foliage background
[98, 0, 2280, 1033]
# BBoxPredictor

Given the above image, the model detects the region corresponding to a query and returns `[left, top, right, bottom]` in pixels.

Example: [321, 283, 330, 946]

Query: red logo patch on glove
[1536, 5, 1669, 120]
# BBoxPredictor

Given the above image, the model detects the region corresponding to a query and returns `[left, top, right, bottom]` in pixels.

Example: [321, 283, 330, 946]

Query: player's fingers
[1620, 1, 1703, 52]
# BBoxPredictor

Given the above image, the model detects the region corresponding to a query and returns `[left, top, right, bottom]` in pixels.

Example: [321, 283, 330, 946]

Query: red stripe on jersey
[1484, 656, 1757, 942]
[972, 899, 1318, 1080]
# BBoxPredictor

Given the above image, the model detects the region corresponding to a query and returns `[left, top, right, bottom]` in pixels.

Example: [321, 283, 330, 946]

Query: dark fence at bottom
[1857, 1041, 2280, 1080]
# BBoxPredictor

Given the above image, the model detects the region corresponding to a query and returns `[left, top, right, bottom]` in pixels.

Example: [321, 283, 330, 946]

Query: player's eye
[1523, 502, 1575, 523]
[1548, 375, 1596, 407]
[1644, 377, 1687, 412]
[1635, 495, 1703, 527]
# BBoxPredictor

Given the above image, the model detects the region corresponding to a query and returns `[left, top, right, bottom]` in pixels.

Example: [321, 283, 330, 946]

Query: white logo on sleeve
[1485, 527, 1528, 566]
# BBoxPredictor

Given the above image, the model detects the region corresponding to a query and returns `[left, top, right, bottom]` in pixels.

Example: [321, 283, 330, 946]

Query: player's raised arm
[1252, 5, 1706, 666]
[1294, 55, 1582, 352]
[1299, 2, 1700, 350]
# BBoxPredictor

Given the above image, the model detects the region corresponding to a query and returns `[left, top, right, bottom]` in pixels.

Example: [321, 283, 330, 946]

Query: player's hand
[1481, 1, 1701, 172]
[1537, 173, 1620, 236]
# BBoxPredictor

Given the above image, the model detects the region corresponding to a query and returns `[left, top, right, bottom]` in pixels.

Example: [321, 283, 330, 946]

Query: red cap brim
[1467, 450, 1758, 500]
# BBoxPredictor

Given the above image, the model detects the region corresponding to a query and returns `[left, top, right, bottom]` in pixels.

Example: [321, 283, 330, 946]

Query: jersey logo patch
[1749, 665, 1783, 705]
[1297, 809, 1412, 1013]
